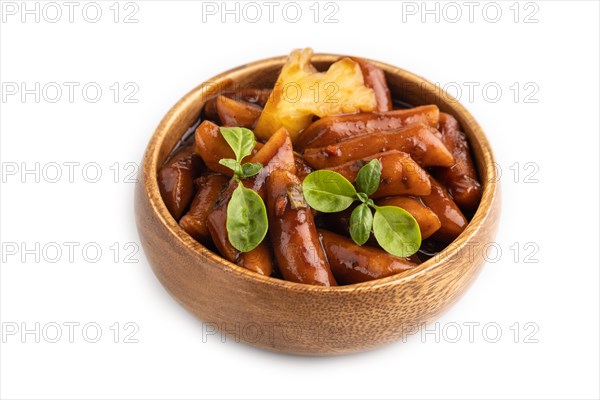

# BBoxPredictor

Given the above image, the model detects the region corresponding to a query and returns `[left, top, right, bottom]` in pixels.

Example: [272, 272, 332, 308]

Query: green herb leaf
[240, 162, 262, 178]
[219, 127, 256, 162]
[356, 192, 369, 203]
[287, 182, 307, 210]
[218, 158, 241, 174]
[226, 182, 268, 252]
[373, 206, 421, 257]
[349, 203, 373, 245]
[356, 159, 381, 196]
[302, 170, 357, 213]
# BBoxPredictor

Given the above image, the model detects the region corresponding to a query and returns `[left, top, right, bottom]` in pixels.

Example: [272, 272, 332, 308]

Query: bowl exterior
[135, 55, 500, 355]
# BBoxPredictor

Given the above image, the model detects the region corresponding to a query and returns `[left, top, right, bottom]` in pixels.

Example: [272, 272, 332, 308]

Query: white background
[1, 1, 599, 399]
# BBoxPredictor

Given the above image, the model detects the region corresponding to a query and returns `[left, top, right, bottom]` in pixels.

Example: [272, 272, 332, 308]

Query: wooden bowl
[135, 54, 500, 355]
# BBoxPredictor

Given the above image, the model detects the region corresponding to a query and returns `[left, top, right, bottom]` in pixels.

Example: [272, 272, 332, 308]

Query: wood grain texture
[135, 54, 500, 355]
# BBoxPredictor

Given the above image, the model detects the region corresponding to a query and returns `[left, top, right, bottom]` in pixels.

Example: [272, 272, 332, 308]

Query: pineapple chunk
[254, 48, 377, 142]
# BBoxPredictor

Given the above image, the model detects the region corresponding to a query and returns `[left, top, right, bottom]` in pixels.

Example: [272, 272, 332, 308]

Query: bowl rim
[141, 53, 498, 293]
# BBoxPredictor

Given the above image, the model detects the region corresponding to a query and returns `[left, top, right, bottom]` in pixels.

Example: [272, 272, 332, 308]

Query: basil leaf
[373, 206, 421, 257]
[356, 159, 381, 196]
[219, 127, 256, 162]
[240, 162, 262, 178]
[302, 170, 357, 213]
[226, 182, 268, 252]
[349, 203, 373, 245]
[218, 158, 240, 174]
[356, 192, 369, 203]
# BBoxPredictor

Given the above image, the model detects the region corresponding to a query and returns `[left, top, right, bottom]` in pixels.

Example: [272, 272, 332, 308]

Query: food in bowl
[157, 48, 482, 286]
